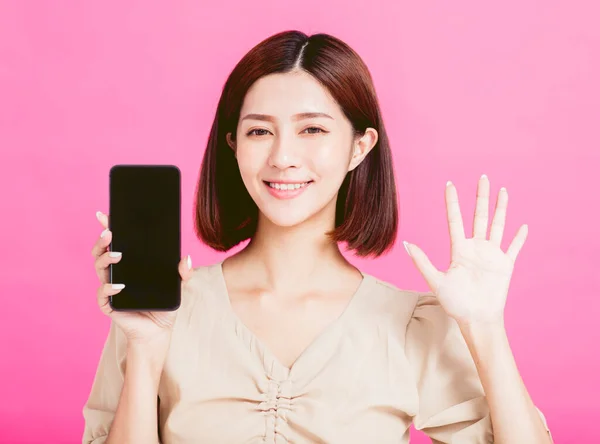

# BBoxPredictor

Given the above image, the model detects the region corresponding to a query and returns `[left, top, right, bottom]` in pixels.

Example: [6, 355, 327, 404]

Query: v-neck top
[82, 261, 551, 443]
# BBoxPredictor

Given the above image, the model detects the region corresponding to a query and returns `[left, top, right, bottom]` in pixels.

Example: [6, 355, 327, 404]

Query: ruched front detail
[259, 377, 294, 443]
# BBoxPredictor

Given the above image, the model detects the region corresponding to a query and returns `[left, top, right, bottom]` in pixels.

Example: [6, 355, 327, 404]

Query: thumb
[179, 255, 194, 282]
[403, 241, 443, 293]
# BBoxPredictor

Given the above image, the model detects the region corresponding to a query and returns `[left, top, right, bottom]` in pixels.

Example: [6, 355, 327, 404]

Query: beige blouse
[82, 261, 551, 443]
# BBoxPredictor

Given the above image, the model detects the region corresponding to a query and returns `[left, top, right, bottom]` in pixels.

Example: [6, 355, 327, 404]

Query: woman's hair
[194, 30, 398, 257]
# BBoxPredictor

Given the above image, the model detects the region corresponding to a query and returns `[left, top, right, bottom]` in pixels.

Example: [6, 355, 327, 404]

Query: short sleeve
[81, 320, 127, 444]
[405, 293, 552, 443]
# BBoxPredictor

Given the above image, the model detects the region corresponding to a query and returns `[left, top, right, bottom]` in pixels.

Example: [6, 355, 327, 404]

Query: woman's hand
[91, 211, 194, 345]
[403, 175, 528, 326]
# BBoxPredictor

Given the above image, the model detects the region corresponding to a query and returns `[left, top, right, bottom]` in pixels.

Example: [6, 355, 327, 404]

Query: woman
[83, 30, 552, 443]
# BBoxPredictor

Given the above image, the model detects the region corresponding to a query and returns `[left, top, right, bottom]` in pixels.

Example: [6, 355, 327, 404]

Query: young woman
[84, 30, 552, 443]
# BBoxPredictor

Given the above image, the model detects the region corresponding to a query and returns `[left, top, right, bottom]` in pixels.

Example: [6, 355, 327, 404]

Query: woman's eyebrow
[240, 112, 334, 122]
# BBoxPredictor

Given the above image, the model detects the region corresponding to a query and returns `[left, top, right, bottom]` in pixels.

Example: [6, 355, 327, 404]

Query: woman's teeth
[268, 182, 310, 190]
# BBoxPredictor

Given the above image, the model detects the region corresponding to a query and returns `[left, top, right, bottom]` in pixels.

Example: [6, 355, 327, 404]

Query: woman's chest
[228, 291, 358, 369]
[157, 315, 418, 444]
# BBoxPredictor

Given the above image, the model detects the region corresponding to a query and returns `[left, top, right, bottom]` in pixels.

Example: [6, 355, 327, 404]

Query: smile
[267, 181, 310, 190]
[263, 180, 313, 199]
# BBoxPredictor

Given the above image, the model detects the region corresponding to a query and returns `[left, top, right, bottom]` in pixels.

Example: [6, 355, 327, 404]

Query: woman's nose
[268, 136, 300, 169]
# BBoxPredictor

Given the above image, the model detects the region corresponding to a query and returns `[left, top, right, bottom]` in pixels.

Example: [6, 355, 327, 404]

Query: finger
[95, 250, 123, 284]
[97, 283, 125, 315]
[96, 211, 109, 229]
[91, 228, 112, 259]
[179, 255, 194, 282]
[506, 224, 528, 262]
[473, 175, 490, 240]
[404, 242, 443, 294]
[489, 187, 508, 247]
[445, 181, 466, 247]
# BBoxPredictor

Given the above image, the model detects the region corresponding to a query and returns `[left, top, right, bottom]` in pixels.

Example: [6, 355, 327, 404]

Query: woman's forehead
[240, 71, 342, 119]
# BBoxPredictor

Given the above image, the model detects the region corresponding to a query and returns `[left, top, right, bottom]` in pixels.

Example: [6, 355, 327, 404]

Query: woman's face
[228, 70, 377, 229]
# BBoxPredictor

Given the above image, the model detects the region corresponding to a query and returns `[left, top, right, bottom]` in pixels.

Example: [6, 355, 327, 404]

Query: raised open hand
[403, 174, 528, 326]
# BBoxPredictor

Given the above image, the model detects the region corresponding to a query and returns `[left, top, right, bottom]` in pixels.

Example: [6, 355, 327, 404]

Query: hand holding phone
[91, 210, 193, 344]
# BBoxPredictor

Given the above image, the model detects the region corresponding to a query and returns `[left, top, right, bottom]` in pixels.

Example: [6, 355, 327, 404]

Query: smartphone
[108, 164, 181, 311]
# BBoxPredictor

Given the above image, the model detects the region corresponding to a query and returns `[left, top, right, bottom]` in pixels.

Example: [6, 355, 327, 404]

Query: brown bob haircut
[194, 30, 398, 257]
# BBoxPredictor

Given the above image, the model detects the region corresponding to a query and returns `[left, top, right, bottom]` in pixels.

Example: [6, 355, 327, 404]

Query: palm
[438, 237, 514, 323]
[98, 293, 178, 341]
[111, 311, 177, 340]
[404, 175, 528, 325]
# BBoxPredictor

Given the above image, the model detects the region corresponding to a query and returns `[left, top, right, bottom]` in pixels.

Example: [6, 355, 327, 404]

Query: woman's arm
[403, 177, 552, 442]
[105, 337, 169, 444]
[459, 321, 552, 444]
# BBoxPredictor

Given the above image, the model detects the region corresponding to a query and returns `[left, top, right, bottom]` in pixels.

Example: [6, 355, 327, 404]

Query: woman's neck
[237, 213, 350, 294]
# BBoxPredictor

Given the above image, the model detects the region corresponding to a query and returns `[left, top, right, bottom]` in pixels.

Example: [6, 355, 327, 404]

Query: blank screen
[108, 165, 181, 311]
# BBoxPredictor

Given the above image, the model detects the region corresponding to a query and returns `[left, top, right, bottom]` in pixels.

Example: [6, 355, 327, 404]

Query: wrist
[127, 330, 172, 350]
[127, 336, 171, 368]
[125, 345, 168, 388]
[458, 318, 505, 331]
[458, 320, 509, 353]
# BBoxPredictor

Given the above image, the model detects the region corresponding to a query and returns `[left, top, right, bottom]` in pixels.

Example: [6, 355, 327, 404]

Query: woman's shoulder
[178, 260, 226, 310]
[365, 275, 464, 356]
[364, 272, 441, 319]
[189, 260, 224, 283]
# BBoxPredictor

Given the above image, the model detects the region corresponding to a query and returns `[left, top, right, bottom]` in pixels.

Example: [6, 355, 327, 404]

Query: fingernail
[187, 255, 192, 270]
[96, 211, 102, 221]
[111, 284, 125, 290]
[481, 174, 487, 180]
[500, 187, 507, 193]
[403, 241, 411, 256]
[446, 180, 452, 187]
[109, 252, 122, 258]
[100, 228, 109, 238]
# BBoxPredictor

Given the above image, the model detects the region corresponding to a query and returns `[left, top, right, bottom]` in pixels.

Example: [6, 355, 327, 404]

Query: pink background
[1, 1, 598, 442]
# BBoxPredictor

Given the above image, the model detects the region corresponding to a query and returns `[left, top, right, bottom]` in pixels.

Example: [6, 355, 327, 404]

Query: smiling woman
[195, 32, 398, 257]
[83, 30, 552, 444]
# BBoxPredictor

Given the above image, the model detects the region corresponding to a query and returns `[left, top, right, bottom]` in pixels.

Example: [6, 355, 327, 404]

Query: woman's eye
[247, 127, 326, 136]
[247, 129, 270, 136]
[303, 127, 325, 134]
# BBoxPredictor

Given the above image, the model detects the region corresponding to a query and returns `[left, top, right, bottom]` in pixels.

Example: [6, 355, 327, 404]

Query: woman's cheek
[237, 148, 264, 174]
[311, 143, 351, 177]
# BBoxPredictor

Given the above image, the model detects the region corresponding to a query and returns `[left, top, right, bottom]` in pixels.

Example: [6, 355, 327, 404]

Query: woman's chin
[264, 215, 311, 228]
[259, 207, 317, 229]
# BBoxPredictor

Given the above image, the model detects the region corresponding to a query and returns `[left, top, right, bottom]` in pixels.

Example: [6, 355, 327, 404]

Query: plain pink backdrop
[1, 0, 599, 442]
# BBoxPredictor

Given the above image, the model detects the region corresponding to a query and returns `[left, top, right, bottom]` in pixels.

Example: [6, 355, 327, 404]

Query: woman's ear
[348, 128, 378, 172]
[226, 132, 236, 154]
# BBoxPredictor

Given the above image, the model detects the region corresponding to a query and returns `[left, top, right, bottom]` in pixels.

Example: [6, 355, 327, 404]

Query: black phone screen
[108, 165, 181, 311]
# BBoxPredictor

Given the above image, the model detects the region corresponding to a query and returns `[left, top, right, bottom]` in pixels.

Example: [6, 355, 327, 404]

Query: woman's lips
[263, 180, 313, 200]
